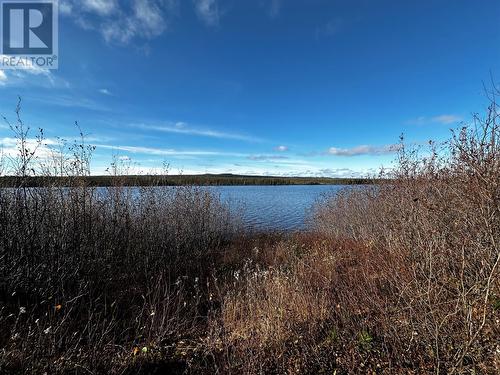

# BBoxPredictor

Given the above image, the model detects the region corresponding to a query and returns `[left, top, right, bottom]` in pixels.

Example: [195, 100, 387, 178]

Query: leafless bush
[0, 101, 239, 374]
[311, 103, 500, 373]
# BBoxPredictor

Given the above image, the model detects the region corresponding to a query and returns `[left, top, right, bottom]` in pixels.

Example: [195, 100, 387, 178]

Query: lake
[0, 184, 350, 231]
[207, 185, 347, 231]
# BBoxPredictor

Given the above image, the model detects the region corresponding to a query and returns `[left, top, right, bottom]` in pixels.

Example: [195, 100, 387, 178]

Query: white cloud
[0, 134, 379, 178]
[0, 135, 381, 179]
[61, 0, 177, 44]
[102, 0, 172, 44]
[193, 0, 219, 26]
[431, 114, 463, 124]
[0, 56, 51, 76]
[274, 145, 288, 152]
[133, 123, 263, 142]
[134, 0, 164, 31]
[407, 114, 463, 125]
[0, 70, 7, 86]
[28, 94, 109, 111]
[0, 137, 60, 159]
[93, 143, 246, 157]
[314, 168, 376, 178]
[0, 137, 58, 148]
[88, 163, 375, 178]
[247, 154, 289, 161]
[0, 56, 60, 87]
[60, 2, 73, 15]
[99, 88, 112, 95]
[169, 164, 374, 178]
[82, 0, 118, 16]
[326, 144, 400, 157]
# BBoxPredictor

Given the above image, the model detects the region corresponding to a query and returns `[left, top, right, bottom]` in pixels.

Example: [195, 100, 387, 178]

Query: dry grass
[204, 102, 500, 374]
[0, 97, 499, 374]
[0, 101, 238, 373]
[311, 107, 500, 373]
[0, 183, 238, 374]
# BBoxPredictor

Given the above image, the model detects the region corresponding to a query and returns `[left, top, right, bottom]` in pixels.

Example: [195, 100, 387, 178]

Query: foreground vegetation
[0, 100, 499, 374]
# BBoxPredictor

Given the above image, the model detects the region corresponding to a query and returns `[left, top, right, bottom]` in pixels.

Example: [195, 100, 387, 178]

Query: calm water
[207, 185, 346, 231]
[2, 184, 349, 231]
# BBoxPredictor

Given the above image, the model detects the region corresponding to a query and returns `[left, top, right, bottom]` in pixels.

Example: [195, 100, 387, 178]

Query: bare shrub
[312, 104, 500, 373]
[0, 101, 238, 374]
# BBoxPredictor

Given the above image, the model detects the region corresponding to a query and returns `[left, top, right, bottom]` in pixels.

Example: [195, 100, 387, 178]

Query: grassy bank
[0, 102, 499, 374]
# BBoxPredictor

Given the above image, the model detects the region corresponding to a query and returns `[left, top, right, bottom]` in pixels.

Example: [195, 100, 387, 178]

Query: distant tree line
[0, 174, 380, 187]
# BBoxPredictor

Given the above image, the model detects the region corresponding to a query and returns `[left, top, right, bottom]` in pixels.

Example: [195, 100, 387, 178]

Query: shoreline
[0, 174, 380, 187]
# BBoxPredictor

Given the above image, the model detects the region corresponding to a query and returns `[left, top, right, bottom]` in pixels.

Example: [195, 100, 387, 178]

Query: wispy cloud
[0, 56, 59, 87]
[316, 167, 377, 178]
[247, 154, 289, 161]
[60, 1, 73, 15]
[61, 0, 178, 44]
[82, 0, 117, 16]
[99, 88, 112, 95]
[407, 114, 463, 125]
[0, 137, 59, 147]
[0, 70, 6, 86]
[27, 94, 109, 111]
[431, 114, 463, 124]
[326, 144, 400, 157]
[193, 0, 219, 26]
[0, 137, 60, 158]
[174, 165, 375, 178]
[133, 122, 263, 142]
[93, 143, 246, 158]
[274, 145, 288, 152]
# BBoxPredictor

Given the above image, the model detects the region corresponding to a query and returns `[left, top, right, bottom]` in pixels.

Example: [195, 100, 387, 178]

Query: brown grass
[204, 103, 500, 374]
[0, 97, 499, 374]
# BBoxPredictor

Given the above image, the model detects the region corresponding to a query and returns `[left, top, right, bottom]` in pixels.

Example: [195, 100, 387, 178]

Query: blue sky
[1, 0, 500, 176]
